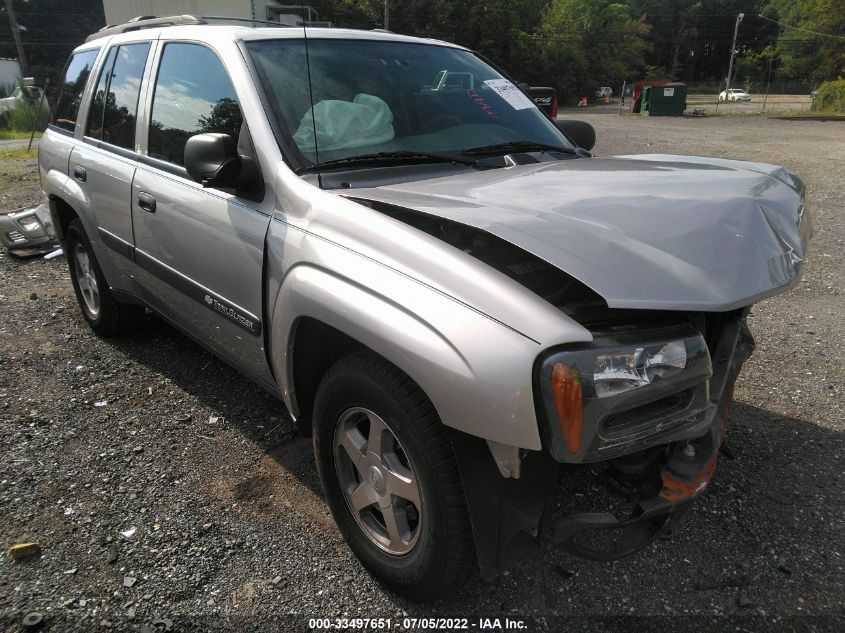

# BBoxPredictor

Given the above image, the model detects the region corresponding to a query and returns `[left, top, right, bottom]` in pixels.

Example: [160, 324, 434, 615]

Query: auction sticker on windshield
[483, 79, 536, 110]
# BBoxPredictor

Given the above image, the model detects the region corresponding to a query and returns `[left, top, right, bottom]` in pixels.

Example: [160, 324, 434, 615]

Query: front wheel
[313, 351, 476, 600]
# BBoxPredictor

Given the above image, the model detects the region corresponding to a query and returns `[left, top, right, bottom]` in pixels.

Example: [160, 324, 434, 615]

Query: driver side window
[148, 43, 243, 166]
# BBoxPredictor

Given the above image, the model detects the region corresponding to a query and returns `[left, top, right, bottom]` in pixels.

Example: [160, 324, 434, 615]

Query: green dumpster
[641, 83, 687, 116]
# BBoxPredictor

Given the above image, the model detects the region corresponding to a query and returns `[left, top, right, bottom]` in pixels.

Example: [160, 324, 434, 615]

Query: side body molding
[268, 259, 546, 451]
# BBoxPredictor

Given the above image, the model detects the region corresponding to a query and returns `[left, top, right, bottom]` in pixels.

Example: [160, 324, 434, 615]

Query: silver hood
[350, 154, 811, 311]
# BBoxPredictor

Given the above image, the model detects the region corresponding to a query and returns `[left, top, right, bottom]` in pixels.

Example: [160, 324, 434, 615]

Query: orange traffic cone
[578, 97, 587, 107]
[604, 93, 610, 104]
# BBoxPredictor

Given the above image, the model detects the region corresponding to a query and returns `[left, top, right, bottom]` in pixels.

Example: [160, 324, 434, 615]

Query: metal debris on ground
[21, 612, 44, 630]
[119, 526, 137, 540]
[0, 203, 58, 257]
[8, 542, 42, 561]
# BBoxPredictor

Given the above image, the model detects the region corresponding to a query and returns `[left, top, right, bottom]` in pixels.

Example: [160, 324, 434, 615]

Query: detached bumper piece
[0, 204, 59, 257]
[547, 318, 754, 560]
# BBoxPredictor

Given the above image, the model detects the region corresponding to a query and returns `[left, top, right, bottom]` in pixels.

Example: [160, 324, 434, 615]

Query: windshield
[247, 37, 572, 167]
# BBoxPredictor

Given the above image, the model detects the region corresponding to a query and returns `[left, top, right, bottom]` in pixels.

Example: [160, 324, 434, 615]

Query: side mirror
[555, 119, 596, 152]
[184, 133, 242, 188]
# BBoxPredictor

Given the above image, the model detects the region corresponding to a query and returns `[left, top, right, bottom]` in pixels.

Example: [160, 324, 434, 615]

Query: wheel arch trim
[270, 263, 544, 450]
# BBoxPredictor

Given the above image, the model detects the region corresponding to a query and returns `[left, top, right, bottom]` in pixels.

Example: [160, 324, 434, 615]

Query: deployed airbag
[293, 93, 395, 157]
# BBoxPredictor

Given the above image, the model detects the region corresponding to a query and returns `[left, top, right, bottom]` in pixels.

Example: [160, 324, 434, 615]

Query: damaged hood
[349, 154, 811, 311]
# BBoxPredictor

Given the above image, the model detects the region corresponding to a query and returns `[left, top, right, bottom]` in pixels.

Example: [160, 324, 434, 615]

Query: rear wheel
[313, 351, 476, 600]
[66, 219, 144, 337]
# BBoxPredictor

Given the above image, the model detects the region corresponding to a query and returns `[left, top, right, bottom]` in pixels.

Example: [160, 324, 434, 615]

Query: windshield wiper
[460, 141, 578, 157]
[297, 150, 479, 173]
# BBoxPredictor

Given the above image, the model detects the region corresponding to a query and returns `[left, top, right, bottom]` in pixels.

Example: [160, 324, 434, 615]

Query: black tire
[313, 351, 476, 600]
[65, 218, 144, 337]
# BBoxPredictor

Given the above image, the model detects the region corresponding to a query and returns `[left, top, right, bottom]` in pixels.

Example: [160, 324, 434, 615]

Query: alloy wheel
[73, 242, 100, 317]
[333, 407, 423, 555]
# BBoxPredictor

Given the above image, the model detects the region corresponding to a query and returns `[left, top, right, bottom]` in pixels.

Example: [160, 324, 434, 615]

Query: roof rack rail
[200, 16, 299, 28]
[84, 14, 303, 43]
[85, 15, 206, 42]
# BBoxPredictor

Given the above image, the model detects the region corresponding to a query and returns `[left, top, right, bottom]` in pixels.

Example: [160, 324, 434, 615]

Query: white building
[0, 59, 22, 88]
[102, 1, 327, 27]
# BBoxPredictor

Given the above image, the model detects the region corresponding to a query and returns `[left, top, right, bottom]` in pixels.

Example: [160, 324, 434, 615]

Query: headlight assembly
[538, 326, 713, 461]
[593, 339, 689, 399]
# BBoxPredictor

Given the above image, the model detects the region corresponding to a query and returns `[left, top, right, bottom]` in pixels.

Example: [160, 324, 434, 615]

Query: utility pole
[383, 0, 389, 31]
[725, 12, 744, 94]
[4, 0, 29, 77]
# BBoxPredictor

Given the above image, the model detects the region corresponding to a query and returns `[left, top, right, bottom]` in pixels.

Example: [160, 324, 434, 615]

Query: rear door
[69, 41, 152, 287]
[131, 41, 273, 384]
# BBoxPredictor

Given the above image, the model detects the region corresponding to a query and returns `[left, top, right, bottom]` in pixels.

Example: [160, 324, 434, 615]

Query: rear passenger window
[148, 43, 242, 166]
[86, 48, 116, 139]
[53, 49, 99, 132]
[85, 43, 150, 149]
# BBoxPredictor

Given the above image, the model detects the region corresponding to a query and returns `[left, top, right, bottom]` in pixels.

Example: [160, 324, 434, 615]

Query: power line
[757, 14, 845, 40]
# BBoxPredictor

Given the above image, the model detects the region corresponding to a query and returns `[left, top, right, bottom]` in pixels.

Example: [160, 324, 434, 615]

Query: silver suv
[40, 16, 810, 600]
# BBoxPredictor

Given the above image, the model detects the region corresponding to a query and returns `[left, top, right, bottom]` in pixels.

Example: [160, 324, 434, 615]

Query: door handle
[137, 192, 156, 213]
[73, 165, 86, 182]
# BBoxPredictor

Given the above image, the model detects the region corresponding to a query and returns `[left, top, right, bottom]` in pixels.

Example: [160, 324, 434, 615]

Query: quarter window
[53, 49, 99, 132]
[148, 43, 243, 166]
[85, 43, 150, 149]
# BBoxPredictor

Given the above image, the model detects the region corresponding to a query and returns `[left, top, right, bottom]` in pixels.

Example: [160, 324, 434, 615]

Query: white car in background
[719, 88, 752, 102]
[0, 84, 48, 115]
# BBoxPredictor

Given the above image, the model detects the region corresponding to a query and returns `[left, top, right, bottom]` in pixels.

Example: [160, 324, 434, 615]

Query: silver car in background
[38, 16, 810, 600]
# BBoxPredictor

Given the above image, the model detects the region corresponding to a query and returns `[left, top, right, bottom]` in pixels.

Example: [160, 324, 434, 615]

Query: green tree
[627, 0, 701, 78]
[764, 0, 845, 83]
[529, 0, 651, 102]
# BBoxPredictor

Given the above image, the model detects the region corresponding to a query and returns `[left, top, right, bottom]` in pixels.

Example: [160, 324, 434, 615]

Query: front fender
[269, 261, 546, 450]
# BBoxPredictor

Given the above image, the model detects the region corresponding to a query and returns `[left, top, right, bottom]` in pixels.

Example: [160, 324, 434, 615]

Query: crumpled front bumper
[547, 318, 754, 560]
[0, 203, 58, 257]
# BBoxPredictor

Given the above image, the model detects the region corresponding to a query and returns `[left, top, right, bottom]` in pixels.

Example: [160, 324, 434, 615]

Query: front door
[131, 41, 273, 385]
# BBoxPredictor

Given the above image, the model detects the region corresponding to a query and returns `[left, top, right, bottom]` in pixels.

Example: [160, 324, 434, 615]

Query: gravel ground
[1, 116, 843, 632]
[0, 150, 41, 212]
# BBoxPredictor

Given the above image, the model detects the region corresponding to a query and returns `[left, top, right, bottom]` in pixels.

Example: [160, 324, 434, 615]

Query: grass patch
[0, 146, 37, 160]
[812, 79, 845, 113]
[0, 129, 42, 140]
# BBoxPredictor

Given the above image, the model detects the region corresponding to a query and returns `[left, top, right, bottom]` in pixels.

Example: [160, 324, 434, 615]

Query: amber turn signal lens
[551, 362, 584, 454]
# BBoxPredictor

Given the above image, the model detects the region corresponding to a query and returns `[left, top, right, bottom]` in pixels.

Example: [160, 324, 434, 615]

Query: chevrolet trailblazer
[39, 16, 810, 600]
